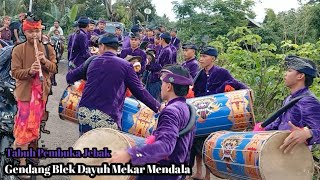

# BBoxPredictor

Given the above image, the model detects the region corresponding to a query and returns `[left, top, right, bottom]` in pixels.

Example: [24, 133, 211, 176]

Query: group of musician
[8, 14, 320, 180]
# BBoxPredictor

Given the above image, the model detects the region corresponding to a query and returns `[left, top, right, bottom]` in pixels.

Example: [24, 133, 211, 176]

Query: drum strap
[261, 94, 311, 128]
[44, 44, 49, 59]
[178, 103, 196, 137]
[81, 55, 99, 80]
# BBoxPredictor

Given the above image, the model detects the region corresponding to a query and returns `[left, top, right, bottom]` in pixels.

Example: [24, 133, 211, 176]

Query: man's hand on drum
[108, 150, 131, 164]
[280, 121, 312, 154]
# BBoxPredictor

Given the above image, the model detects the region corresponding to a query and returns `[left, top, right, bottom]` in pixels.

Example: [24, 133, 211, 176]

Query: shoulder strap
[44, 43, 49, 59]
[192, 69, 203, 84]
[179, 103, 196, 137]
[81, 55, 99, 80]
[261, 94, 310, 128]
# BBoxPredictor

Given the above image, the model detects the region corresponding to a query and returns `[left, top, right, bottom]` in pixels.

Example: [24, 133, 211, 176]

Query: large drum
[69, 128, 145, 180]
[58, 80, 86, 123]
[122, 89, 255, 137]
[58, 86, 255, 137]
[202, 131, 314, 180]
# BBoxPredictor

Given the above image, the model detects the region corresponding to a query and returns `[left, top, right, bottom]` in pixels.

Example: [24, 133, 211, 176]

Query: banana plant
[0, 0, 26, 18]
[43, 3, 79, 33]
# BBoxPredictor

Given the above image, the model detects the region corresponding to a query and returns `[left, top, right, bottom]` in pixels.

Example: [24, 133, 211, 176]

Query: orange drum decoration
[202, 131, 314, 180]
[58, 80, 86, 123]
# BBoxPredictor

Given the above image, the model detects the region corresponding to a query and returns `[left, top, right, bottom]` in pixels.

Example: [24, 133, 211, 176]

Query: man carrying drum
[66, 34, 161, 136]
[254, 55, 320, 153]
[190, 46, 247, 180]
[110, 64, 196, 180]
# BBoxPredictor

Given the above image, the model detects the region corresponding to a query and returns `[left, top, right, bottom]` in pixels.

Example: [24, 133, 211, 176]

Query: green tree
[209, 27, 320, 120]
[172, 0, 256, 43]
[112, 0, 156, 25]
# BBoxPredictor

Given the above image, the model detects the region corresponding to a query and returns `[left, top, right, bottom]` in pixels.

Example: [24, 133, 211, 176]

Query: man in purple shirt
[110, 64, 195, 180]
[122, 24, 142, 49]
[170, 29, 180, 50]
[87, 19, 98, 47]
[142, 27, 154, 44]
[145, 32, 177, 101]
[181, 42, 199, 78]
[66, 34, 161, 135]
[190, 46, 247, 180]
[68, 17, 91, 69]
[120, 32, 147, 75]
[93, 20, 107, 35]
[147, 32, 162, 59]
[255, 55, 320, 153]
[115, 26, 123, 42]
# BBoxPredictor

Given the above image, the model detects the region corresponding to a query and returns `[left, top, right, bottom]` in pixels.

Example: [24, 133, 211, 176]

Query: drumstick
[34, 38, 44, 82]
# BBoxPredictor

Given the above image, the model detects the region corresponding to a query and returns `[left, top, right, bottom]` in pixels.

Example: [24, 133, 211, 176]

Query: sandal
[18, 175, 31, 180]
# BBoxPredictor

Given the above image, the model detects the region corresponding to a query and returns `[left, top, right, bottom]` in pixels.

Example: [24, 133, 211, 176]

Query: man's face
[146, 30, 154, 37]
[19, 14, 25, 22]
[54, 22, 59, 28]
[199, 54, 214, 68]
[155, 37, 160, 45]
[130, 38, 140, 48]
[54, 30, 60, 35]
[154, 29, 160, 34]
[115, 28, 122, 35]
[284, 69, 304, 88]
[24, 29, 42, 43]
[98, 23, 105, 30]
[170, 31, 176, 37]
[160, 73, 171, 101]
[183, 48, 195, 60]
[89, 24, 95, 31]
[4, 18, 11, 26]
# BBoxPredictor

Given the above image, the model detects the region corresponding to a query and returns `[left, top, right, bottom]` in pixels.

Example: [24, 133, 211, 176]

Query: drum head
[260, 131, 314, 180]
[69, 128, 132, 180]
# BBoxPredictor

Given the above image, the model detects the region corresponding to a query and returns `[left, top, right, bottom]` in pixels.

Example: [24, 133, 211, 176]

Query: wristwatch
[303, 126, 313, 141]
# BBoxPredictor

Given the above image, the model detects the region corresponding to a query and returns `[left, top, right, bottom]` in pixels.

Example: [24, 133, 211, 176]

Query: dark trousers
[189, 136, 208, 168]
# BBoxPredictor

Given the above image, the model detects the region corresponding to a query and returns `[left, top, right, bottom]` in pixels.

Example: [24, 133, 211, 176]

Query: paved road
[36, 60, 220, 180]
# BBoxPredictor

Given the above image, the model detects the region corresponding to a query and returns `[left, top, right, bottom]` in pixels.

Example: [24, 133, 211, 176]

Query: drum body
[122, 89, 255, 137]
[58, 87, 255, 137]
[202, 131, 314, 180]
[58, 80, 86, 123]
[69, 128, 145, 180]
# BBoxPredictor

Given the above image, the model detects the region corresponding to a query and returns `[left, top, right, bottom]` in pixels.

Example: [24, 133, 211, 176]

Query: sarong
[13, 74, 46, 145]
[78, 106, 119, 136]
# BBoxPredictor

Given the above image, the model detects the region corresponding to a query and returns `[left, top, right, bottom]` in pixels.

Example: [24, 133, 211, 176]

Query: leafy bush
[209, 27, 320, 121]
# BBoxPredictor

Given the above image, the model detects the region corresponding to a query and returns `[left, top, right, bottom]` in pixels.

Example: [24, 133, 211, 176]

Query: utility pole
[29, 0, 33, 12]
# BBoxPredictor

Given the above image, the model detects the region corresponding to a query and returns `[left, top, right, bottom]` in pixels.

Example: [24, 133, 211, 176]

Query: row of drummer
[66, 21, 320, 180]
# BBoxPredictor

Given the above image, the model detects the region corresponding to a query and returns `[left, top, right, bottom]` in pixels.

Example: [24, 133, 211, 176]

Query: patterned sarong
[13, 74, 46, 145]
[78, 107, 119, 136]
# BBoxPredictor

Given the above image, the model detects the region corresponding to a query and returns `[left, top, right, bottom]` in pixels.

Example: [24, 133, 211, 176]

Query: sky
[151, 0, 303, 22]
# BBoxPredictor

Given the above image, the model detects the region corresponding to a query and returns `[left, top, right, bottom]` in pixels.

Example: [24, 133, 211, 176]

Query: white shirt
[49, 26, 63, 36]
